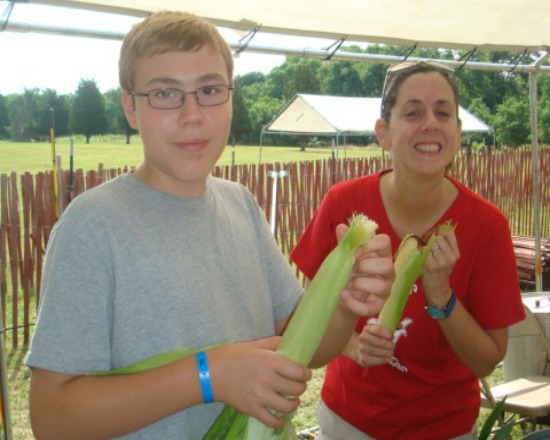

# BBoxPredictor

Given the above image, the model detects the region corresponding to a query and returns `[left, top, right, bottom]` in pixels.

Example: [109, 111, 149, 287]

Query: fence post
[0, 296, 13, 440]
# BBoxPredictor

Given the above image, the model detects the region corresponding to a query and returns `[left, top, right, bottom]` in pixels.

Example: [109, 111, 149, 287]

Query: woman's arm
[422, 230, 509, 377]
[433, 293, 508, 377]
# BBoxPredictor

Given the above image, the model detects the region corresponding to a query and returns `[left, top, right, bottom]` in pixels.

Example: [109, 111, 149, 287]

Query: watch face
[426, 306, 446, 319]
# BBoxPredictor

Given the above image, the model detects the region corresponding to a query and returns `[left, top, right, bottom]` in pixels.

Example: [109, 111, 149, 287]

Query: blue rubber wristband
[196, 351, 214, 404]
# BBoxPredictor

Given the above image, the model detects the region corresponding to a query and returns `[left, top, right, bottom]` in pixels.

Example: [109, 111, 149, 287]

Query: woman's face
[376, 71, 462, 177]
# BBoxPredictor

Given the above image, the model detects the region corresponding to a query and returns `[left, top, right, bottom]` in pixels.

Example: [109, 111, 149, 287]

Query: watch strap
[425, 289, 456, 319]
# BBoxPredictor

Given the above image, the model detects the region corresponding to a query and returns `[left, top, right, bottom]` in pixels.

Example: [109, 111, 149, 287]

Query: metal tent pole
[529, 72, 542, 291]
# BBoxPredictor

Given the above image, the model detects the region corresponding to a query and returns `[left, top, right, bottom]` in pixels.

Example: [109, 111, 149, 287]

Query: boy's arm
[29, 354, 204, 440]
[29, 338, 310, 440]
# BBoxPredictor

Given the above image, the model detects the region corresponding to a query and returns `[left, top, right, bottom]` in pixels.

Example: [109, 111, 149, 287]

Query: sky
[0, 3, 320, 95]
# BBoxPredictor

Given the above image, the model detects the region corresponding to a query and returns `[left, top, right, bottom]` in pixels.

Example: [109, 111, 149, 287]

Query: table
[503, 292, 550, 382]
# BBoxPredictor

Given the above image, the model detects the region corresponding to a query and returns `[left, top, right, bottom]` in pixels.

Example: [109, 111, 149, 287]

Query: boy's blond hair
[119, 11, 234, 91]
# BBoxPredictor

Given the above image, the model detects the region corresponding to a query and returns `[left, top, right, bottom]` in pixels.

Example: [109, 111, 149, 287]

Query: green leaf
[478, 399, 507, 440]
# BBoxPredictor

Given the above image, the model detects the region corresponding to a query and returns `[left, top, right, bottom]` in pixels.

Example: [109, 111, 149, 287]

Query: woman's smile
[414, 143, 441, 153]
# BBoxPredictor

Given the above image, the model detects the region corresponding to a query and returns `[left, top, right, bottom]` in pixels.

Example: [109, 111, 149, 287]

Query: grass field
[0, 136, 381, 175]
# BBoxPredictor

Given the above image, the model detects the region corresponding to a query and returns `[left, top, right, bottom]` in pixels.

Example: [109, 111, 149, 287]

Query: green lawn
[0, 136, 381, 175]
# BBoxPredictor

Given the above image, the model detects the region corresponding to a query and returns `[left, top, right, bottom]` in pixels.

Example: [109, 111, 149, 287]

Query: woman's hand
[356, 323, 394, 367]
[422, 229, 460, 306]
[337, 224, 395, 318]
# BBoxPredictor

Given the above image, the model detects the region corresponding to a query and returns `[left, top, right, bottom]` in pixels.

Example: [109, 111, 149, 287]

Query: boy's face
[122, 46, 232, 197]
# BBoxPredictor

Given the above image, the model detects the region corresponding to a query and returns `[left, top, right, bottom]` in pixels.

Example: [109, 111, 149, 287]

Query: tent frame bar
[3, 18, 550, 74]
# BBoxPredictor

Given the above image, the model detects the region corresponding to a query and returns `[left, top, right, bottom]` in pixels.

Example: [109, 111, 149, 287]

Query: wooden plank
[21, 174, 33, 345]
[0, 298, 14, 439]
[6, 174, 19, 347]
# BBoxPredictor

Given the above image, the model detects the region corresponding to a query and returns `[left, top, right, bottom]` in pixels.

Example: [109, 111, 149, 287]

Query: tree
[229, 84, 252, 145]
[494, 96, 531, 146]
[7, 89, 40, 141]
[538, 100, 550, 144]
[282, 58, 322, 100]
[261, 65, 289, 101]
[0, 95, 9, 139]
[103, 88, 138, 144]
[248, 97, 285, 144]
[69, 79, 107, 143]
[321, 60, 363, 96]
[467, 97, 494, 147]
[235, 71, 266, 88]
[537, 74, 550, 144]
[116, 103, 138, 145]
[457, 69, 499, 111]
[358, 62, 387, 97]
[37, 89, 71, 138]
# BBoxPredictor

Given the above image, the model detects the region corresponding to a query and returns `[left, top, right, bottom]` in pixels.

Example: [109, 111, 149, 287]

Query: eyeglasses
[130, 84, 233, 110]
[380, 60, 455, 118]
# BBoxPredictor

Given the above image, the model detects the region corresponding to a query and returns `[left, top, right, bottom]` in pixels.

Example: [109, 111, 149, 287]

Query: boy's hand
[336, 224, 394, 318]
[209, 337, 311, 428]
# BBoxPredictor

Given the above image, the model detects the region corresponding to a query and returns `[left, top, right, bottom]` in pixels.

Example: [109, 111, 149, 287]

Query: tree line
[1, 44, 549, 147]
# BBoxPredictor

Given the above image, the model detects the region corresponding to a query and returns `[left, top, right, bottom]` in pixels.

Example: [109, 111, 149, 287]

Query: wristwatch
[425, 289, 457, 319]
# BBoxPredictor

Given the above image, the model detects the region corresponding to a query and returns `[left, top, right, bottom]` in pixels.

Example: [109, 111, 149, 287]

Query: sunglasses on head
[380, 60, 456, 117]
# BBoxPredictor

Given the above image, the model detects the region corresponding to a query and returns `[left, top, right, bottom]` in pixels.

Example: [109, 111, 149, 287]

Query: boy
[26, 11, 392, 439]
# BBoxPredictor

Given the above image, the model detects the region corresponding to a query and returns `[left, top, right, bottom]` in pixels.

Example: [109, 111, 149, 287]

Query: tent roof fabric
[29, 0, 550, 52]
[265, 94, 492, 136]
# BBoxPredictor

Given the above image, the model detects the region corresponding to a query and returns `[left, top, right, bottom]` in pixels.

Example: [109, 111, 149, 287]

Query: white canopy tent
[1, 0, 548, 290]
[263, 93, 492, 137]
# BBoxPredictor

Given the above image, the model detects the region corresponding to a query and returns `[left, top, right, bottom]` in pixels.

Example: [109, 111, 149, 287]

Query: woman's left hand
[422, 229, 460, 305]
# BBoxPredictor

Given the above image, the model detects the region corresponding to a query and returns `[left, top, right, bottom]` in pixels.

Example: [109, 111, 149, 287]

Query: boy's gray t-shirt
[26, 173, 303, 439]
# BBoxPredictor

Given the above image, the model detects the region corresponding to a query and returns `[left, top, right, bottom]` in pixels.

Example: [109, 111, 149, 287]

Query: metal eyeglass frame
[130, 84, 234, 109]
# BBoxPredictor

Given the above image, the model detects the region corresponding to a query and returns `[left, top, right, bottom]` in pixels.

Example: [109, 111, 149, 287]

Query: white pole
[269, 172, 278, 233]
[529, 72, 542, 291]
[268, 170, 288, 235]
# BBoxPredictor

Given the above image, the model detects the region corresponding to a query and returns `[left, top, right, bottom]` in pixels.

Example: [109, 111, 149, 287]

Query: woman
[290, 61, 525, 440]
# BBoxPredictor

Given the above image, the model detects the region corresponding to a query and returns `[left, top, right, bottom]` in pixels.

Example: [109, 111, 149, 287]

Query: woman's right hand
[356, 323, 394, 368]
[208, 337, 311, 428]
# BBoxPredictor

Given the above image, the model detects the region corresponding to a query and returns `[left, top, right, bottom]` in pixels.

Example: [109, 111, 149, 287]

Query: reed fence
[1, 147, 549, 347]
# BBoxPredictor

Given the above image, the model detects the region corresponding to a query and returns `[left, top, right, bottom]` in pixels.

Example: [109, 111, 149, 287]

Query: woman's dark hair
[380, 61, 459, 123]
